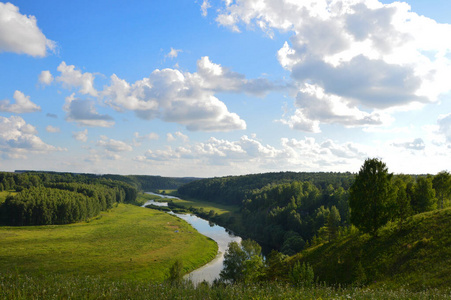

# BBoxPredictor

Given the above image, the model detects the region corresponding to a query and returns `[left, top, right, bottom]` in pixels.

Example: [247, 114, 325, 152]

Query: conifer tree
[349, 158, 395, 236]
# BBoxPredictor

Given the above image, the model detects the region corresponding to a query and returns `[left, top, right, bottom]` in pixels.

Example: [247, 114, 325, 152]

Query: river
[142, 192, 242, 284]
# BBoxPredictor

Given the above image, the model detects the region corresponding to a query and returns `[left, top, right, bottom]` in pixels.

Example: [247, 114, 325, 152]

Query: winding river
[142, 192, 242, 284]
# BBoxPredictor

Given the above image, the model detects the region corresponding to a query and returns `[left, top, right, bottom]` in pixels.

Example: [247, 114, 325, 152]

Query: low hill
[290, 207, 451, 290]
[0, 203, 217, 282]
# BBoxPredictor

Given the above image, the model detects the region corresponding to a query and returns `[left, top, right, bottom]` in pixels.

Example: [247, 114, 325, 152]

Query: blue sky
[0, 0, 450, 176]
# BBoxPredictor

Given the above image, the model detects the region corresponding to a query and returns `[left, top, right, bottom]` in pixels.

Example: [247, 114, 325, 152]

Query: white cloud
[0, 90, 41, 113]
[215, 0, 451, 131]
[166, 47, 182, 59]
[139, 134, 367, 172]
[200, 0, 211, 17]
[0, 116, 61, 157]
[166, 133, 176, 142]
[46, 125, 60, 133]
[56, 62, 98, 96]
[167, 131, 189, 143]
[72, 129, 88, 142]
[0, 2, 55, 57]
[39, 70, 53, 85]
[97, 136, 132, 152]
[102, 57, 258, 132]
[280, 84, 388, 132]
[134, 132, 159, 140]
[64, 94, 114, 127]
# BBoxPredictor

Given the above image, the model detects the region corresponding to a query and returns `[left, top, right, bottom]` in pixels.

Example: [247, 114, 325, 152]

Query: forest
[0, 172, 137, 225]
[178, 165, 451, 255]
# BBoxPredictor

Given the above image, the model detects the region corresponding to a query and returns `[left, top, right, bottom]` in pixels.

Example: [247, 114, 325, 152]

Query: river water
[142, 192, 242, 284]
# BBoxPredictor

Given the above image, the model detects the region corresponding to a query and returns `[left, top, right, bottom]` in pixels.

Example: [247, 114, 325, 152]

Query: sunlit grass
[0, 203, 217, 282]
[1, 273, 450, 299]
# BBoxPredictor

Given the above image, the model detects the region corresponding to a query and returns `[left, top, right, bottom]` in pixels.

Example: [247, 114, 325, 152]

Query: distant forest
[0, 172, 197, 226]
[2, 168, 450, 257]
[178, 170, 451, 255]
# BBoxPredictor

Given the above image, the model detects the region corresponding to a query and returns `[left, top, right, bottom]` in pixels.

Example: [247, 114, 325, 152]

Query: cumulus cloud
[102, 56, 270, 131]
[97, 136, 132, 152]
[167, 131, 189, 143]
[72, 129, 88, 142]
[139, 134, 367, 172]
[39, 70, 53, 85]
[0, 2, 55, 57]
[280, 84, 387, 132]
[0, 116, 60, 157]
[392, 138, 425, 151]
[215, 0, 451, 131]
[64, 94, 114, 127]
[56, 62, 98, 96]
[46, 125, 60, 133]
[0, 90, 41, 113]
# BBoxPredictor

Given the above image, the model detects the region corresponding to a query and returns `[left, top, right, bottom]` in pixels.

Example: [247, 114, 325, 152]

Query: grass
[1, 273, 450, 299]
[167, 196, 240, 217]
[0, 203, 217, 282]
[291, 208, 451, 291]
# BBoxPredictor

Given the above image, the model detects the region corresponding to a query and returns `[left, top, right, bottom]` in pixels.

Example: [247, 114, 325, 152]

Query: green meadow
[0, 203, 217, 282]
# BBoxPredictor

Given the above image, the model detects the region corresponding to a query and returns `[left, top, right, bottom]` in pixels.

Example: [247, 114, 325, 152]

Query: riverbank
[0, 203, 217, 282]
[142, 193, 242, 284]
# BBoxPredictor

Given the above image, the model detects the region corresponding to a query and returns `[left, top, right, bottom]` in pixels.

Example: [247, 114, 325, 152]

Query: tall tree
[349, 158, 395, 236]
[220, 240, 264, 283]
[393, 177, 413, 226]
[432, 171, 451, 209]
[412, 176, 437, 213]
[326, 206, 341, 241]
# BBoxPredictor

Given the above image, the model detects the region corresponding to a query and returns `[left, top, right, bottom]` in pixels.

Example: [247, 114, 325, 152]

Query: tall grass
[1, 272, 450, 299]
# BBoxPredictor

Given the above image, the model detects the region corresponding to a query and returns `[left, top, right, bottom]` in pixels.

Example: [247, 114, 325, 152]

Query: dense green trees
[432, 171, 450, 209]
[0, 172, 138, 226]
[220, 240, 265, 284]
[349, 158, 396, 236]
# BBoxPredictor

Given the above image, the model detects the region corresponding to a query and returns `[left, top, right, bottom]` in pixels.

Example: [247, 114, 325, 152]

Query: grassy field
[1, 272, 450, 299]
[0, 203, 218, 282]
[291, 207, 451, 291]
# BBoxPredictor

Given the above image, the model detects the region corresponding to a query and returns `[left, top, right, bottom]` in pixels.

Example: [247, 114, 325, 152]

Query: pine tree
[349, 158, 395, 236]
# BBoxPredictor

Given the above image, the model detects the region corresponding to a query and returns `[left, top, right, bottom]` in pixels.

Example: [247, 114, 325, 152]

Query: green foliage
[220, 239, 264, 284]
[167, 259, 185, 284]
[433, 171, 451, 209]
[290, 261, 315, 287]
[0, 172, 138, 226]
[289, 207, 451, 290]
[412, 177, 437, 213]
[350, 158, 396, 236]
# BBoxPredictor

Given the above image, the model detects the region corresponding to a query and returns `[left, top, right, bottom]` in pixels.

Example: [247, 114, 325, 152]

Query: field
[0, 203, 218, 282]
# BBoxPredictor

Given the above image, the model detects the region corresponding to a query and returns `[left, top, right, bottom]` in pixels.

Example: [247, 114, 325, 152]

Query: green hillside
[290, 207, 451, 290]
[0, 203, 217, 282]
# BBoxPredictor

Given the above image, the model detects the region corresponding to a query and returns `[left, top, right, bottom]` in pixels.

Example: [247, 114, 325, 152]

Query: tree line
[0, 172, 138, 226]
[177, 167, 451, 255]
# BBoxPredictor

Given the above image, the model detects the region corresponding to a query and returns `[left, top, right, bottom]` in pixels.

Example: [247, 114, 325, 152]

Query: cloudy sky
[0, 0, 450, 177]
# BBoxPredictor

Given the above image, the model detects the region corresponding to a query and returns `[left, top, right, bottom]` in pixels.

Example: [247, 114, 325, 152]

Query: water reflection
[142, 193, 242, 284]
